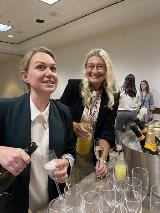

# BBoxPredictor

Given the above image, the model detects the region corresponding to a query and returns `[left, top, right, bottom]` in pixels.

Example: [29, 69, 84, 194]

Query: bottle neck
[141, 127, 147, 134]
[138, 134, 145, 142]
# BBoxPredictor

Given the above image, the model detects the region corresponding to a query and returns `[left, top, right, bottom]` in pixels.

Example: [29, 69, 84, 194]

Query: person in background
[60, 48, 119, 183]
[116, 74, 141, 133]
[0, 47, 75, 213]
[140, 80, 155, 123]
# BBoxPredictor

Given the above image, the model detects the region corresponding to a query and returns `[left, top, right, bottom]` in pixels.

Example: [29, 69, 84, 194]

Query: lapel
[11, 93, 31, 149]
[96, 89, 109, 128]
[48, 100, 65, 157]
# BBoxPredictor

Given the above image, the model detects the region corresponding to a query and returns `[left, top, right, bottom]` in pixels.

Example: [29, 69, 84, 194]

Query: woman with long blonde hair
[60, 48, 119, 183]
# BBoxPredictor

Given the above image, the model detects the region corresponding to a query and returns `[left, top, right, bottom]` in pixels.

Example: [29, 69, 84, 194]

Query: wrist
[99, 159, 107, 165]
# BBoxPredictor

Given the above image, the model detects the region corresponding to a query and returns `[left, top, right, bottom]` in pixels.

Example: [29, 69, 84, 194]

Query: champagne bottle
[134, 117, 147, 135]
[130, 125, 146, 152]
[0, 142, 38, 194]
[130, 124, 158, 155]
[134, 117, 160, 144]
[144, 125, 158, 155]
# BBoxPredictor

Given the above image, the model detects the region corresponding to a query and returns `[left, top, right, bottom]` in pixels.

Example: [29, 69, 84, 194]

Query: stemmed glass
[132, 167, 149, 202]
[43, 150, 62, 198]
[64, 183, 82, 210]
[49, 198, 66, 213]
[94, 138, 105, 179]
[94, 138, 104, 163]
[113, 152, 127, 208]
[115, 131, 124, 152]
[45, 150, 70, 212]
[102, 181, 116, 209]
[150, 184, 160, 212]
[66, 207, 82, 213]
[82, 190, 102, 213]
[124, 176, 142, 213]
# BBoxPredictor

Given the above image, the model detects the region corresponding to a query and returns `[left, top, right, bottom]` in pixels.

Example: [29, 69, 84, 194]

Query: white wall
[1, 19, 160, 107]
[53, 19, 160, 107]
[0, 55, 23, 97]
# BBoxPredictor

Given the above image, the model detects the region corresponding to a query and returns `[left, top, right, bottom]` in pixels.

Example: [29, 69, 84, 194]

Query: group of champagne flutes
[43, 147, 160, 213]
[101, 162, 149, 213]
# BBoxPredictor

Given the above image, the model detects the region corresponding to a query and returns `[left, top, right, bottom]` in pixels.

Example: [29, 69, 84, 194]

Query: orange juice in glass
[76, 122, 93, 155]
[114, 163, 127, 182]
[114, 152, 127, 182]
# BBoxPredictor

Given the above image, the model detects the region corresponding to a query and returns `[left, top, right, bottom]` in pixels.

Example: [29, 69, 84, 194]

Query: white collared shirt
[29, 97, 74, 212]
[29, 97, 50, 212]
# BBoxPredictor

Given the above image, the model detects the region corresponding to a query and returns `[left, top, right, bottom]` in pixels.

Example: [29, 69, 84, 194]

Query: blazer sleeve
[95, 93, 119, 148]
[63, 107, 76, 160]
[100, 106, 118, 148]
[60, 79, 81, 107]
[55, 101, 76, 160]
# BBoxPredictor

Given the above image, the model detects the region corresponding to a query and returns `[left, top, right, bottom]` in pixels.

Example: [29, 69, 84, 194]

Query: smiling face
[85, 55, 107, 90]
[140, 81, 147, 91]
[21, 51, 58, 97]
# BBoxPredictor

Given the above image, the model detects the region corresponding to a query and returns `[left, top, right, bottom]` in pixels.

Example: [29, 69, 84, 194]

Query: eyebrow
[35, 61, 56, 66]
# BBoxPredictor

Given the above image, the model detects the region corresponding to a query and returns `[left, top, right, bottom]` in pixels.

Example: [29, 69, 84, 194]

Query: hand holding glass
[94, 139, 104, 163]
[76, 121, 93, 155]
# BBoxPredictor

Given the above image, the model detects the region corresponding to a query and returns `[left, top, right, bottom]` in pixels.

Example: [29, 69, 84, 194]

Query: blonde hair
[81, 48, 117, 109]
[20, 47, 56, 71]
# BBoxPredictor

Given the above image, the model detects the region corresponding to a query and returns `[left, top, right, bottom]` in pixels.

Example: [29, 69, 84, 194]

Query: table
[49, 172, 150, 212]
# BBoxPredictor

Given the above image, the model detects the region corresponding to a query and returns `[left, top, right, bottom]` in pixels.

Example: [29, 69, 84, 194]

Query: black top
[60, 79, 119, 147]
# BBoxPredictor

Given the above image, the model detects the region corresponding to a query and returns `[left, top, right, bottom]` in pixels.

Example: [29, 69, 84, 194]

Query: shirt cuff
[61, 154, 75, 169]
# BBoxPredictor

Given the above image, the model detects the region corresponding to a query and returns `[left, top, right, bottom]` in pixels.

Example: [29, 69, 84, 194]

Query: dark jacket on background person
[0, 93, 75, 213]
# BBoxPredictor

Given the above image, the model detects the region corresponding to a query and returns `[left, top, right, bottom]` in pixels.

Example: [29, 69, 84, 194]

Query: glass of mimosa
[114, 152, 127, 182]
[114, 152, 127, 208]
[94, 138, 104, 162]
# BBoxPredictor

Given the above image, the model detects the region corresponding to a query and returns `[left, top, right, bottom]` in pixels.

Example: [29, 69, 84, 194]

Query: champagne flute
[125, 176, 142, 213]
[64, 183, 82, 209]
[114, 152, 127, 208]
[150, 185, 160, 212]
[94, 138, 105, 179]
[94, 138, 104, 163]
[102, 181, 116, 209]
[43, 150, 67, 200]
[114, 152, 127, 183]
[132, 167, 149, 202]
[49, 198, 66, 213]
[83, 191, 102, 213]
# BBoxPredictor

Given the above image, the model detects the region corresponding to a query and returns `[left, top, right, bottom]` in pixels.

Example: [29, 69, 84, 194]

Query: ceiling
[0, 0, 160, 60]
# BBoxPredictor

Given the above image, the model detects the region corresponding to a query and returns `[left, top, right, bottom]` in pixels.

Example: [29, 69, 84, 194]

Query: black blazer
[0, 93, 75, 213]
[60, 79, 118, 148]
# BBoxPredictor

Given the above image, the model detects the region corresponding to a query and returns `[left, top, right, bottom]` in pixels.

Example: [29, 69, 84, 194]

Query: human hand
[73, 122, 90, 139]
[95, 160, 108, 178]
[51, 158, 69, 183]
[0, 146, 30, 176]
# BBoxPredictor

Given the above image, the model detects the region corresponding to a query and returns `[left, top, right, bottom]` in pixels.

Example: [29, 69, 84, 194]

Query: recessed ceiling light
[8, 34, 14, 38]
[40, 0, 60, 5]
[0, 23, 12, 32]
